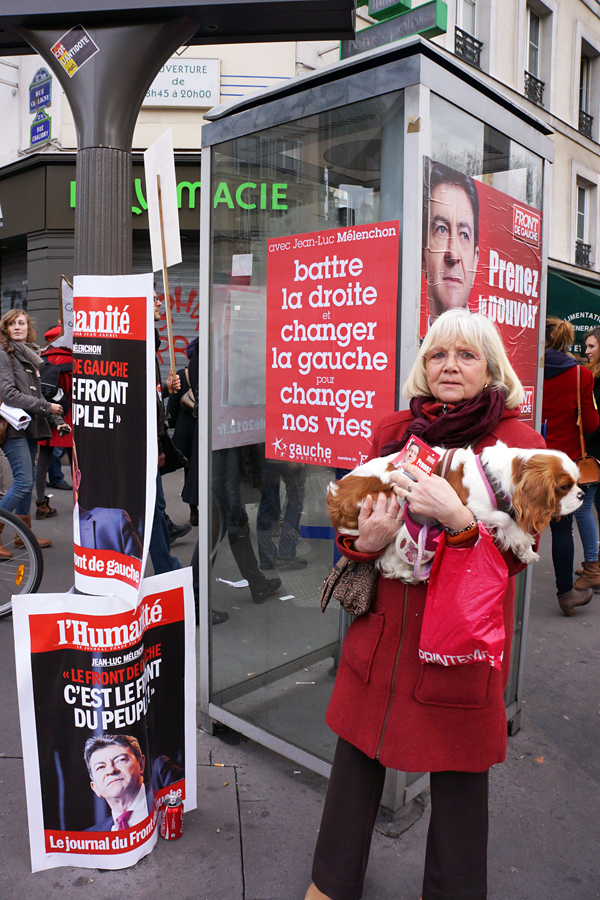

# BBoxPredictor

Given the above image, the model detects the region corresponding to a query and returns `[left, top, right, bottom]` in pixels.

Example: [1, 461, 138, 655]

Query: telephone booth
[197, 36, 553, 810]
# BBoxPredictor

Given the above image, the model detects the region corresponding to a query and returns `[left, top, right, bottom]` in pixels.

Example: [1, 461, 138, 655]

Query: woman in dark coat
[0, 309, 67, 552]
[306, 310, 546, 900]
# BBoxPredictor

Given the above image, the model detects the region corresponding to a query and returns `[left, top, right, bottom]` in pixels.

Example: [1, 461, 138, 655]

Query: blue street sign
[30, 109, 51, 146]
[29, 68, 52, 113]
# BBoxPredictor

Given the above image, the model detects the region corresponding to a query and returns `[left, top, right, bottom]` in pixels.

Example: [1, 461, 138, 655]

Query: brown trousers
[312, 738, 489, 900]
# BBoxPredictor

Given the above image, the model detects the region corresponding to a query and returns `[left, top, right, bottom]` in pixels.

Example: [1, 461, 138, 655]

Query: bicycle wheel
[0, 508, 44, 619]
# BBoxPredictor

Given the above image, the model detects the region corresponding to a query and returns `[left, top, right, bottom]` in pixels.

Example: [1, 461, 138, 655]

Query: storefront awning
[547, 269, 600, 349]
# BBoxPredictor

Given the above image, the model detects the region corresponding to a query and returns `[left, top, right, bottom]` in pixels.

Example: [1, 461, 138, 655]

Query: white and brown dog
[327, 442, 584, 582]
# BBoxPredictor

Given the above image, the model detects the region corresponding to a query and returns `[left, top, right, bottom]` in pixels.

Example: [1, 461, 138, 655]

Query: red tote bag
[419, 526, 508, 670]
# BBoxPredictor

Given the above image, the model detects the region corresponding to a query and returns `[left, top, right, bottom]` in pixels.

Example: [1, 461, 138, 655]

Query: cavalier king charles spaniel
[327, 442, 584, 582]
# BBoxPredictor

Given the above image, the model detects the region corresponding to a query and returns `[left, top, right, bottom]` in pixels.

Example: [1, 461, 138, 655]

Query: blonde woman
[306, 310, 545, 900]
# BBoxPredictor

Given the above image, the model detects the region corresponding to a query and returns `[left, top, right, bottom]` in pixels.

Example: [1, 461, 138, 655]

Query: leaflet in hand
[0, 403, 31, 430]
[391, 436, 441, 478]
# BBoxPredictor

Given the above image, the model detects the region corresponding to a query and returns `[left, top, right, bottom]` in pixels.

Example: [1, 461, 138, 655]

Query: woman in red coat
[541, 317, 599, 612]
[305, 310, 545, 900]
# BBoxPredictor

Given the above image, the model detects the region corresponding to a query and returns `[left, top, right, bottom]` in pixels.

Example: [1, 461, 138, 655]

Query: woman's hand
[353, 491, 404, 554]
[49, 402, 63, 416]
[391, 463, 474, 532]
[58, 425, 72, 436]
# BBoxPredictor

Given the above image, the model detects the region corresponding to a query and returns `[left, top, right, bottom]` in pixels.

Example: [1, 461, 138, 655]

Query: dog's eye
[557, 483, 572, 493]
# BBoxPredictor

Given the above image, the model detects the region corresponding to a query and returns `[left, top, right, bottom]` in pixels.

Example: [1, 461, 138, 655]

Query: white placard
[143, 57, 220, 108]
[144, 130, 182, 272]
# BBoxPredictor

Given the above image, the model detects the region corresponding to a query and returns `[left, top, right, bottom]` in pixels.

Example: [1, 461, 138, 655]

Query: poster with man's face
[420, 157, 543, 421]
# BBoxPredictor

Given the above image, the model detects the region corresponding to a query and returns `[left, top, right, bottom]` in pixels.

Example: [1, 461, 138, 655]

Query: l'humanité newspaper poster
[72, 274, 157, 606]
[13, 569, 196, 872]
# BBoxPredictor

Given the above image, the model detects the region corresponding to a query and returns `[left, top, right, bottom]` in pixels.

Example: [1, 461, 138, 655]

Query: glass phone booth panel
[208, 91, 405, 764]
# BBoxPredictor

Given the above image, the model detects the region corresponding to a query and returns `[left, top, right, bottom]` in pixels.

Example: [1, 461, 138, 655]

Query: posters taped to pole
[13, 569, 197, 872]
[72, 274, 157, 605]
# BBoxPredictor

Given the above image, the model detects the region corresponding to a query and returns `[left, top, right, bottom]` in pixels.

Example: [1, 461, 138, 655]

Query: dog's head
[510, 451, 583, 533]
[327, 469, 396, 535]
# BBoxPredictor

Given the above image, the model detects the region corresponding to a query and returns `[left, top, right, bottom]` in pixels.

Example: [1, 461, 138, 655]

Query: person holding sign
[0, 309, 69, 552]
[306, 310, 545, 900]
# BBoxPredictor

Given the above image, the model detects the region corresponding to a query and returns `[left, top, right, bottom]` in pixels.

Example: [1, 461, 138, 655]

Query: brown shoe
[35, 497, 57, 520]
[0, 523, 12, 559]
[14, 513, 52, 549]
[575, 561, 584, 576]
[557, 587, 593, 616]
[573, 560, 600, 592]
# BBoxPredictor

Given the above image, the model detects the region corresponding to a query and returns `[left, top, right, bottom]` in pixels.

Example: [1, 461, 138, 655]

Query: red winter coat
[541, 363, 598, 461]
[325, 408, 546, 773]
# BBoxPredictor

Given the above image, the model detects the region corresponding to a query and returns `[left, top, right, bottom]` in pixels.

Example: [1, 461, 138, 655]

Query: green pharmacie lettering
[70, 180, 288, 212]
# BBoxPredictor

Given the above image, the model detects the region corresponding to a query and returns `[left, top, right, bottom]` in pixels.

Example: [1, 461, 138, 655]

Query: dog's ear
[511, 457, 558, 534]
[326, 475, 390, 531]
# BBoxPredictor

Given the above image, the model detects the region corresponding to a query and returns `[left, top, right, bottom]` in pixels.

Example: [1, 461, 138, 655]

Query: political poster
[265, 222, 400, 468]
[13, 569, 196, 873]
[72, 274, 157, 605]
[421, 157, 542, 421]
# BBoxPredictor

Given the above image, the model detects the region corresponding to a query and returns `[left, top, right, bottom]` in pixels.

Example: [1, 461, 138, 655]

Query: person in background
[150, 292, 185, 573]
[573, 326, 600, 580]
[0, 310, 69, 553]
[35, 324, 73, 519]
[47, 446, 72, 490]
[542, 317, 600, 612]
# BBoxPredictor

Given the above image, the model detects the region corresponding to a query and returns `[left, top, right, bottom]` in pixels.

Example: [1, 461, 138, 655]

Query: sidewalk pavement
[0, 479, 599, 899]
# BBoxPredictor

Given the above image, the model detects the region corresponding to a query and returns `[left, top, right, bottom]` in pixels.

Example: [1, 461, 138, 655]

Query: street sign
[30, 109, 51, 145]
[341, 0, 446, 59]
[29, 67, 52, 112]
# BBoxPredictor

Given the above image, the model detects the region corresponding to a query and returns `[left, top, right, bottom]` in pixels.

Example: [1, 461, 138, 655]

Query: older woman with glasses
[305, 309, 546, 900]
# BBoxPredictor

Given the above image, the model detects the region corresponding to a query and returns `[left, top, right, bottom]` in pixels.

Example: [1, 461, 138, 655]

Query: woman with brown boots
[0, 310, 69, 555]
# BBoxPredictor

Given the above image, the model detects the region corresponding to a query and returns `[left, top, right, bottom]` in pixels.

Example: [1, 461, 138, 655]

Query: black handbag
[159, 431, 188, 476]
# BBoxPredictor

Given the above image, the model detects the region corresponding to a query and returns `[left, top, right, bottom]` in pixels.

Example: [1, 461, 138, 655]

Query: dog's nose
[577, 490, 585, 500]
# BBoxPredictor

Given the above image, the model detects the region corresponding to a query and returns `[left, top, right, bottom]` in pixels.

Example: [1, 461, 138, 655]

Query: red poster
[266, 222, 400, 468]
[420, 158, 542, 421]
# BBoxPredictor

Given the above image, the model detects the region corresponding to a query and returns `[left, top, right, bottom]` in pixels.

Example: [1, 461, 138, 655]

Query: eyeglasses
[425, 349, 483, 366]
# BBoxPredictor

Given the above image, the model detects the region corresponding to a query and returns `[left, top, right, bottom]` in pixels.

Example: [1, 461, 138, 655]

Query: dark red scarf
[381, 388, 506, 454]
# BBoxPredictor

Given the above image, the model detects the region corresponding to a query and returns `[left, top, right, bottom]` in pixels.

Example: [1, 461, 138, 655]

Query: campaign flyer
[72, 274, 157, 605]
[13, 569, 196, 872]
[266, 222, 400, 468]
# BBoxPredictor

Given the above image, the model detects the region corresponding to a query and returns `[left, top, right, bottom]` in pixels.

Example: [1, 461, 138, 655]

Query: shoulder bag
[180, 368, 195, 411]
[320, 555, 378, 617]
[576, 366, 600, 485]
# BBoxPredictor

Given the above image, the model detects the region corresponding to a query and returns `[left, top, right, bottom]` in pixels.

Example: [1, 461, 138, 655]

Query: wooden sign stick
[157, 172, 176, 374]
